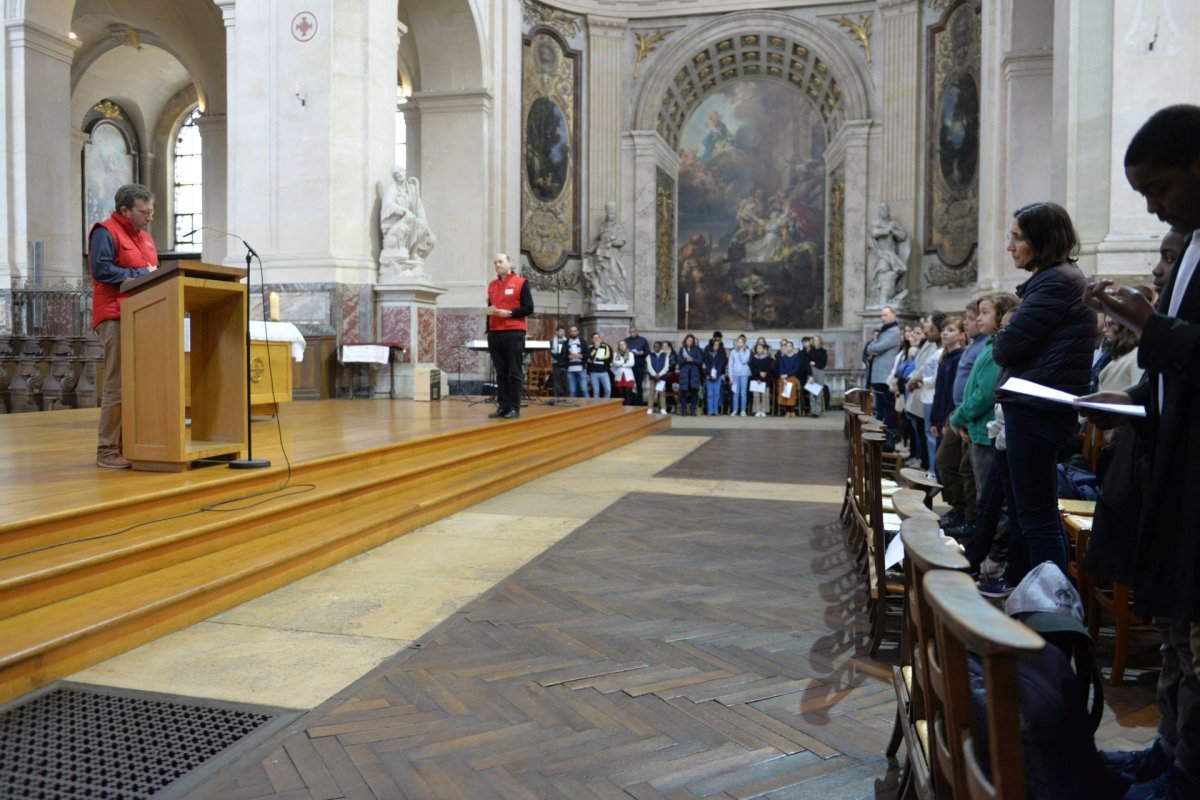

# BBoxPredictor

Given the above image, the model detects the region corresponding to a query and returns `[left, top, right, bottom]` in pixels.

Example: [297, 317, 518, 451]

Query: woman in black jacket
[985, 201, 1097, 595]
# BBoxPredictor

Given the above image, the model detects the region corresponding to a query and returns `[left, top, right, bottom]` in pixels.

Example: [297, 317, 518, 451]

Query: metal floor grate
[0, 683, 288, 800]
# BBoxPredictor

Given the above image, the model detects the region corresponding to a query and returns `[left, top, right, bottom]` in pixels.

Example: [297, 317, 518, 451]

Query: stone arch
[634, 10, 874, 147]
[71, 32, 210, 110]
[400, 0, 486, 92]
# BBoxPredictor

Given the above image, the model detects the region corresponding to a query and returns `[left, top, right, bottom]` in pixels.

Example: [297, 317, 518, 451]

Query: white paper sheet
[750, 380, 767, 394]
[999, 376, 1146, 417]
[804, 381, 823, 397]
[779, 381, 792, 399]
[655, 380, 666, 392]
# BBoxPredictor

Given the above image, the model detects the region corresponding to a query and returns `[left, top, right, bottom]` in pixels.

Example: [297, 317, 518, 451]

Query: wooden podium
[120, 261, 249, 471]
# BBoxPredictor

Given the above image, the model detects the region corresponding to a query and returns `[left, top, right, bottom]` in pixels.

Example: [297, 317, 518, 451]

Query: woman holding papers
[988, 202, 1098, 594]
[775, 339, 804, 416]
[749, 341, 775, 417]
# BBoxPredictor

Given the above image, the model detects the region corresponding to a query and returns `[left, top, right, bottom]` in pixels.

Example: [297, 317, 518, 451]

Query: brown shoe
[97, 453, 133, 469]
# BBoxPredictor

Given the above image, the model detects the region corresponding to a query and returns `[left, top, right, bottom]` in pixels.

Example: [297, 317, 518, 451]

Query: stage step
[0, 401, 667, 704]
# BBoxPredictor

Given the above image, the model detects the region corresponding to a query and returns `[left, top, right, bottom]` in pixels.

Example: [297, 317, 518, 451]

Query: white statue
[868, 202, 910, 306]
[583, 201, 628, 306]
[379, 166, 435, 273]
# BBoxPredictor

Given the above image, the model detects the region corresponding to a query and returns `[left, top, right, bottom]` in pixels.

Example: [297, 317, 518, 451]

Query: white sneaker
[739, 411, 746, 417]
[647, 408, 654, 415]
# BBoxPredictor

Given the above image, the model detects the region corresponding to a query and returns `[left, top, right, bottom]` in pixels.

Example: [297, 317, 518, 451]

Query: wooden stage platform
[0, 397, 668, 704]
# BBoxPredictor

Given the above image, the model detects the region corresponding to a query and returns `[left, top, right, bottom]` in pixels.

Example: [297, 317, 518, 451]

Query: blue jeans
[1002, 403, 1076, 577]
[590, 371, 611, 398]
[567, 370, 588, 397]
[705, 377, 722, 414]
[872, 384, 896, 431]
[730, 375, 748, 414]
[923, 402, 937, 472]
[905, 411, 927, 468]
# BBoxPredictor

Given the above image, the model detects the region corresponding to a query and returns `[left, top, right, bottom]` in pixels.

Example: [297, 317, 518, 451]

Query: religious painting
[520, 27, 580, 272]
[925, 1, 981, 276]
[676, 80, 826, 331]
[655, 168, 676, 327]
[81, 100, 138, 254]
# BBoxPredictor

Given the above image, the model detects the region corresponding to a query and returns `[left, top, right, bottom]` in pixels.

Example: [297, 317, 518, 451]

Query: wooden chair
[525, 366, 551, 398]
[1067, 512, 1153, 687]
[857, 428, 905, 655]
[924, 570, 1044, 800]
[900, 467, 942, 510]
[887, 518, 970, 799]
[845, 409, 901, 574]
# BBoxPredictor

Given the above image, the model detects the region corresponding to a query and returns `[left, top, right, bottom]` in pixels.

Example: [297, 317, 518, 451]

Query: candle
[269, 291, 280, 321]
[685, 292, 690, 314]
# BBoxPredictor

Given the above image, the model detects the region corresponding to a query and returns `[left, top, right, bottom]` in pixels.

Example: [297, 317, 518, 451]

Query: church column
[196, 112, 228, 264]
[1096, 0, 1200, 277]
[827, 120, 874, 330]
[587, 14, 626, 230]
[219, 0, 396, 285]
[624, 130, 676, 331]
[4, 20, 77, 285]
[877, 0, 921, 295]
[409, 88, 494, 305]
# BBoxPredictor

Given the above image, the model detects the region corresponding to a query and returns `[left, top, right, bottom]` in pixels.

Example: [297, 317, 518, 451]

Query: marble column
[1097, 0, 1200, 278]
[219, 0, 395, 284]
[587, 15, 626, 229]
[196, 112, 229, 264]
[877, 0, 920, 255]
[4, 21, 78, 285]
[827, 120, 874, 330]
[409, 88, 494, 307]
[624, 130, 677, 331]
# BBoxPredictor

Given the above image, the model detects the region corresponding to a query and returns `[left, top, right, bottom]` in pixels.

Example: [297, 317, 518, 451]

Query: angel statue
[867, 202, 910, 306]
[379, 166, 436, 273]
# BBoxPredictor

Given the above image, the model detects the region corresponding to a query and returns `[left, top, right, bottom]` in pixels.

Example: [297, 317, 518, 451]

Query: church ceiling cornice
[532, 0, 853, 20]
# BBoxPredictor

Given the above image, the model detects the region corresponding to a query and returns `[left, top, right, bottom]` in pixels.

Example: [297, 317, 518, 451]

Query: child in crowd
[727, 335, 751, 417]
[748, 341, 775, 417]
[701, 336, 728, 416]
[611, 340, 635, 403]
[645, 340, 670, 414]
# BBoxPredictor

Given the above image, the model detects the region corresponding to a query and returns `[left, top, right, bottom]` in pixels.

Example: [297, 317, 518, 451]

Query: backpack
[967, 613, 1125, 799]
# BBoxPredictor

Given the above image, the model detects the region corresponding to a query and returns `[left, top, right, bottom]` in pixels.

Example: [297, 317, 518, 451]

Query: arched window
[173, 108, 203, 252]
[395, 87, 408, 170]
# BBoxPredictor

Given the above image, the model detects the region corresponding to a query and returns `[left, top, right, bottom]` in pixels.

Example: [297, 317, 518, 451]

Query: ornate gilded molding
[827, 173, 845, 327]
[522, 0, 581, 40]
[91, 100, 124, 120]
[926, 252, 977, 288]
[655, 168, 676, 327]
[924, 0, 980, 273]
[634, 29, 672, 80]
[521, 27, 581, 271]
[521, 262, 583, 292]
[832, 15, 872, 68]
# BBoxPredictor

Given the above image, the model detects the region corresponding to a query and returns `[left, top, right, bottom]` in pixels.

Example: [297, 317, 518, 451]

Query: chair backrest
[860, 430, 889, 590]
[900, 521, 969, 725]
[923, 570, 1044, 800]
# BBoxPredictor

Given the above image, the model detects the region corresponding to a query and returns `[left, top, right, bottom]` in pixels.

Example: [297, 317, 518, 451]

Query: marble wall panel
[380, 306, 412, 348]
[417, 307, 436, 363]
[436, 311, 486, 375]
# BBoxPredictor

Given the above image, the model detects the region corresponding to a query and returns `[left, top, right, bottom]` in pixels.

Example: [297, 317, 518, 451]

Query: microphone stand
[229, 239, 270, 469]
[181, 226, 270, 469]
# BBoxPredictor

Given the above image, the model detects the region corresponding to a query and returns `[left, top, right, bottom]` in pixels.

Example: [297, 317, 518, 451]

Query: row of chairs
[842, 393, 1046, 799]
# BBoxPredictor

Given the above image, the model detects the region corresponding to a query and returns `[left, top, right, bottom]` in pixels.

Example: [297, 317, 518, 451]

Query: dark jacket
[701, 347, 728, 380]
[929, 348, 964, 429]
[808, 347, 828, 370]
[777, 351, 807, 379]
[1125, 235, 1200, 619]
[749, 353, 775, 380]
[993, 262, 1097, 407]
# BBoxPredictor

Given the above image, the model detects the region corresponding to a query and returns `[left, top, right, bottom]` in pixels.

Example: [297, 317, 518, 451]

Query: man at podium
[88, 183, 159, 469]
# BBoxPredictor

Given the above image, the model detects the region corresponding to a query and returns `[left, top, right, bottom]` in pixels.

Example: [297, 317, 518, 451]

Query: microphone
[178, 225, 260, 260]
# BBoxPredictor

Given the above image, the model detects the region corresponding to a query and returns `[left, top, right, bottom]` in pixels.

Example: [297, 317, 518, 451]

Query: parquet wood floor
[183, 429, 1157, 800]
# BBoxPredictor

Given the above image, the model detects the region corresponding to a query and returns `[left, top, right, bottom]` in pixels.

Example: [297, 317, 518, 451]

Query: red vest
[487, 272, 527, 332]
[89, 212, 158, 328]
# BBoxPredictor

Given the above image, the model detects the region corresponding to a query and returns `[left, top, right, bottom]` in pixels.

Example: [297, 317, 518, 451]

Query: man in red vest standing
[484, 253, 533, 418]
[88, 184, 159, 468]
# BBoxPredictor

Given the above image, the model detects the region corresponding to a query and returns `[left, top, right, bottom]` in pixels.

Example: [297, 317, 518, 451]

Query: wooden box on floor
[120, 262, 248, 471]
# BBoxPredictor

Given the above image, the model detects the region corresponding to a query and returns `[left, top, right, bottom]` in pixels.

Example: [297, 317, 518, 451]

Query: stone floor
[64, 415, 1158, 799]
